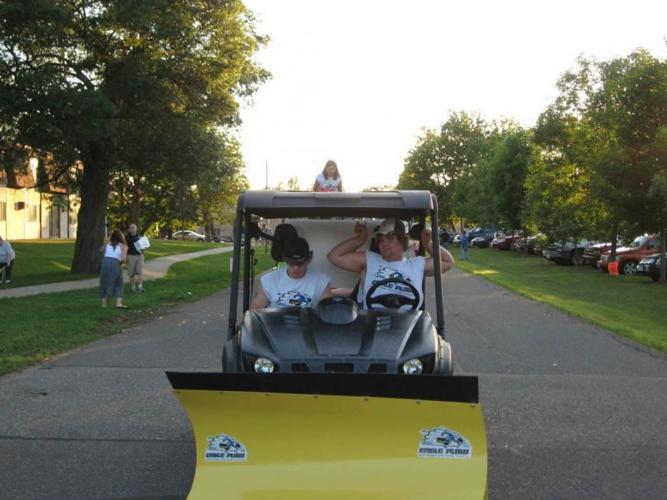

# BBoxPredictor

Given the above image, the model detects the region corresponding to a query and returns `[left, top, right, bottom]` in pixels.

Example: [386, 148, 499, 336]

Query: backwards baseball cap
[282, 237, 312, 262]
[373, 218, 406, 237]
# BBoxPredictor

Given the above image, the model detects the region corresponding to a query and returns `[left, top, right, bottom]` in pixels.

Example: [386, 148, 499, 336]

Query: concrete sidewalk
[0, 246, 233, 299]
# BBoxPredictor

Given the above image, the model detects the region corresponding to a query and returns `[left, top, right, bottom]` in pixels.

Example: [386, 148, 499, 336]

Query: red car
[599, 235, 660, 275]
[491, 233, 520, 250]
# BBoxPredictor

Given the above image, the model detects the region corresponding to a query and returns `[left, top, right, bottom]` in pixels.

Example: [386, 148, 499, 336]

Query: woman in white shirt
[99, 229, 128, 308]
[313, 160, 343, 192]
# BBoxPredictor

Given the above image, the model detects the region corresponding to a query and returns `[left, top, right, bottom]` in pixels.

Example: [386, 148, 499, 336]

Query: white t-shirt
[104, 243, 123, 261]
[361, 251, 425, 309]
[0, 240, 15, 261]
[315, 173, 341, 192]
[260, 268, 331, 308]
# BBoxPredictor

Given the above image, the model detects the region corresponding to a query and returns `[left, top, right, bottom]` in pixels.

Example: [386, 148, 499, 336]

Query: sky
[238, 0, 667, 193]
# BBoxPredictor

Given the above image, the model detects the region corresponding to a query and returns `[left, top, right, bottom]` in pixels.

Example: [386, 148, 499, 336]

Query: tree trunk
[71, 143, 112, 274]
[660, 228, 666, 283]
[129, 179, 141, 228]
[609, 220, 618, 261]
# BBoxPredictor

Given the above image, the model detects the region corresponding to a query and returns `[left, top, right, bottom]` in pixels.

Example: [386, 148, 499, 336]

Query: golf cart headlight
[402, 358, 423, 375]
[254, 357, 275, 374]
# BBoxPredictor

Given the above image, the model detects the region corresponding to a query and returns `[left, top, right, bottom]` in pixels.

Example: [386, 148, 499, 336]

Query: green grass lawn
[4, 239, 227, 287]
[0, 249, 274, 376]
[456, 247, 667, 353]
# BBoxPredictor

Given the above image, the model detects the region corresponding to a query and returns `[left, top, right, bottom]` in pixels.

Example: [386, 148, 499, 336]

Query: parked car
[582, 242, 617, 268]
[599, 235, 661, 275]
[471, 233, 493, 248]
[511, 234, 542, 255]
[491, 233, 520, 250]
[172, 230, 206, 241]
[543, 239, 596, 265]
[637, 253, 664, 281]
[532, 235, 548, 256]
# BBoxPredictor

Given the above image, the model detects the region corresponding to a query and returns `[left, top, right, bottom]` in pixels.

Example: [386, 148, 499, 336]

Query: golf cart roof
[238, 190, 435, 218]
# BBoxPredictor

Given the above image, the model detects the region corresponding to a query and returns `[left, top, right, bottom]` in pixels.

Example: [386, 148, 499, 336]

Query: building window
[0, 201, 5, 221]
[28, 204, 38, 222]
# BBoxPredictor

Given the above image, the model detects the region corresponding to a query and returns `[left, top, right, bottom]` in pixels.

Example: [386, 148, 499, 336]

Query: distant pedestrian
[313, 160, 343, 192]
[0, 235, 15, 284]
[460, 231, 470, 260]
[125, 223, 145, 293]
[99, 229, 128, 308]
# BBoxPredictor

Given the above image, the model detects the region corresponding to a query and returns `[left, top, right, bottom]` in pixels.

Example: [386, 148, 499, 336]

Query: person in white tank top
[251, 237, 332, 309]
[328, 218, 455, 309]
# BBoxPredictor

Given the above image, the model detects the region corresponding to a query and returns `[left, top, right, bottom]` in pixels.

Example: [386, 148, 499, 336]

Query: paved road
[1, 268, 665, 499]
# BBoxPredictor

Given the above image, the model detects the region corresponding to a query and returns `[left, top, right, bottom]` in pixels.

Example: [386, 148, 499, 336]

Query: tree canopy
[0, 0, 268, 272]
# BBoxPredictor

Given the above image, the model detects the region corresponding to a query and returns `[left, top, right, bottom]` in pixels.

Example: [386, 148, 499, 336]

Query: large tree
[398, 111, 490, 227]
[0, 0, 268, 272]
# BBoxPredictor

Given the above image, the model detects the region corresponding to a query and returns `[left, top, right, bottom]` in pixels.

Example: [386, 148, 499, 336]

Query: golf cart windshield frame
[227, 190, 446, 338]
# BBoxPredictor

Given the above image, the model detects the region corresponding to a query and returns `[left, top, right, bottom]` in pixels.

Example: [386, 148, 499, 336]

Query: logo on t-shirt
[276, 290, 313, 308]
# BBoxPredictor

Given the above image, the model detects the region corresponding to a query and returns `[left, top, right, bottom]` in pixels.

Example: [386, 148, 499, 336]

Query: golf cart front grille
[291, 363, 309, 372]
[325, 363, 354, 373]
[368, 363, 387, 373]
[376, 316, 392, 331]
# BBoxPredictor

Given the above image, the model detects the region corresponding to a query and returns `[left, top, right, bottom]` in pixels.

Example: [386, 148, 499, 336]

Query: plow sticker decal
[205, 434, 248, 462]
[418, 427, 472, 459]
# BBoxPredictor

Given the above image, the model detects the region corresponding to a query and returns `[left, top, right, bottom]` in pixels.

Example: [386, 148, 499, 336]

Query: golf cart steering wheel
[365, 277, 420, 310]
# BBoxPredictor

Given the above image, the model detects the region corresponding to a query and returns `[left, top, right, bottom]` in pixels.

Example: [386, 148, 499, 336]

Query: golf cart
[222, 190, 453, 375]
[167, 191, 487, 499]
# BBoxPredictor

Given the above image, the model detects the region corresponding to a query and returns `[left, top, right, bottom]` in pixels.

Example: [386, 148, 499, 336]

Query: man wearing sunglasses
[251, 237, 332, 309]
[327, 218, 454, 309]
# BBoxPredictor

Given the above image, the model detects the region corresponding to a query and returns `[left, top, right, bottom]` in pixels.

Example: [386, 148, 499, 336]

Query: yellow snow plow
[167, 372, 487, 499]
[167, 191, 488, 498]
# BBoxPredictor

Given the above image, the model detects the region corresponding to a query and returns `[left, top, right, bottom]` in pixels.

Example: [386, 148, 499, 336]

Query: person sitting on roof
[327, 218, 454, 309]
[251, 237, 332, 309]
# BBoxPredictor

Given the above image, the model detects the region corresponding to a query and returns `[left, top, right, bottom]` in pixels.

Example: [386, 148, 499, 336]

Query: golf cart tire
[438, 339, 453, 375]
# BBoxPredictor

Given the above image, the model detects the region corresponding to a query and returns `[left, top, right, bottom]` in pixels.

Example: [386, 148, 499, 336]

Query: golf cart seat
[288, 218, 373, 290]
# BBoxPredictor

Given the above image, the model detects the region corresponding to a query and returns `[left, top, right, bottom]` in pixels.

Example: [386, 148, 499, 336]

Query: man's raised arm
[327, 222, 369, 273]
[421, 229, 455, 276]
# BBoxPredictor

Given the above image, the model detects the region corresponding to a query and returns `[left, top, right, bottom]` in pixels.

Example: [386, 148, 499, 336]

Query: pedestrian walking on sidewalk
[100, 229, 128, 308]
[0, 235, 15, 284]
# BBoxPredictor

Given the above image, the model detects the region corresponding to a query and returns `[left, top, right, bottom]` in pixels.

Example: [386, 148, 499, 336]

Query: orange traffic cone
[608, 261, 619, 276]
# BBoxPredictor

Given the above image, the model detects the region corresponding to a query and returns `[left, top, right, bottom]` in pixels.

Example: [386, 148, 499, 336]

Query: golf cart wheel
[620, 260, 638, 275]
[438, 339, 453, 375]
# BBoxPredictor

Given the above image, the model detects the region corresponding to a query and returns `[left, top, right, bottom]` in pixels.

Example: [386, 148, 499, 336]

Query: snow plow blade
[167, 372, 487, 500]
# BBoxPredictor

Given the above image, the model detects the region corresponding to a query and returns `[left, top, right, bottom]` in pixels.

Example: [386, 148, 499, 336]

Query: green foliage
[398, 112, 491, 226]
[0, 0, 269, 272]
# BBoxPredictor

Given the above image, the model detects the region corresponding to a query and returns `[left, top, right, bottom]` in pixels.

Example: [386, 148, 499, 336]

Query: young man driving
[327, 218, 454, 309]
[251, 237, 332, 309]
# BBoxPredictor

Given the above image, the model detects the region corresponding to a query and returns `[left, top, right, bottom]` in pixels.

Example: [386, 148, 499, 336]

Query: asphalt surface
[1, 267, 666, 499]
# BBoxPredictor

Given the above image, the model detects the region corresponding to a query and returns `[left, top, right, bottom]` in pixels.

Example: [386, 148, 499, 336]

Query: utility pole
[265, 161, 268, 190]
